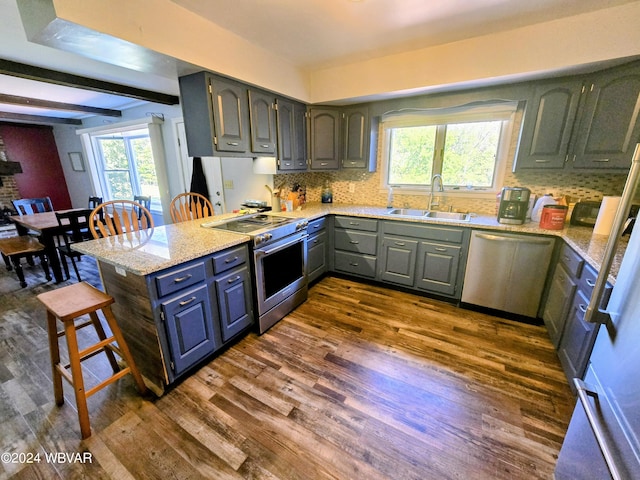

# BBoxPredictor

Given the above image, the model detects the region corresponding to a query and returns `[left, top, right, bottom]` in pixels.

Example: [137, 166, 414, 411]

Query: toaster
[570, 201, 601, 226]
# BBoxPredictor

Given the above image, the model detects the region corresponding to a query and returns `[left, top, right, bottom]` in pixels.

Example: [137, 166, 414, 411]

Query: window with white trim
[381, 102, 518, 195]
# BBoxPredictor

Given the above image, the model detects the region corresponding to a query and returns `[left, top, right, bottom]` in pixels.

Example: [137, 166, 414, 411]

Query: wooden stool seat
[0, 235, 51, 287]
[37, 282, 147, 439]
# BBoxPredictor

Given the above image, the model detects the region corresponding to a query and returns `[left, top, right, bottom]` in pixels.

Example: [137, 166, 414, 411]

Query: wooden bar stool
[37, 282, 147, 439]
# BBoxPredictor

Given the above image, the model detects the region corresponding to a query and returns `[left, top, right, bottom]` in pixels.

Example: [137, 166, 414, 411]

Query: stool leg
[88, 311, 120, 373]
[101, 306, 147, 395]
[63, 320, 92, 439]
[46, 312, 64, 406]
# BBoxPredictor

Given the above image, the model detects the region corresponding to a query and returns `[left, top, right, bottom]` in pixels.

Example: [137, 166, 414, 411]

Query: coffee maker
[498, 187, 530, 225]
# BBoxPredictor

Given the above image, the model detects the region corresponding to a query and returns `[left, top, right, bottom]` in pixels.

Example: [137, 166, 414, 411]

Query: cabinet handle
[592, 159, 610, 163]
[174, 274, 193, 283]
[349, 222, 360, 226]
[227, 142, 239, 146]
[320, 162, 328, 166]
[312, 239, 319, 244]
[227, 275, 241, 284]
[349, 240, 360, 244]
[534, 159, 550, 163]
[394, 241, 406, 246]
[260, 144, 270, 148]
[349, 262, 359, 266]
[579, 303, 588, 314]
[586, 279, 596, 287]
[179, 296, 197, 307]
[224, 256, 239, 264]
[435, 247, 447, 252]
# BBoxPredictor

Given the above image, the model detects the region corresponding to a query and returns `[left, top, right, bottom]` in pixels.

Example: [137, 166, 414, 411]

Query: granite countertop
[74, 202, 628, 283]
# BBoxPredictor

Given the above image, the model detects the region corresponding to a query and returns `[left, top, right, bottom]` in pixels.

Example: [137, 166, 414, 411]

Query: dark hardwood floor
[0, 255, 574, 479]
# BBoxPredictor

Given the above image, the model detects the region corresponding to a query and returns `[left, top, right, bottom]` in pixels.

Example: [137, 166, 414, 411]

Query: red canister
[540, 204, 568, 229]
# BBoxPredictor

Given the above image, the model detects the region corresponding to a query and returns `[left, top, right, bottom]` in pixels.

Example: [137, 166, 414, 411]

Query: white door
[174, 120, 226, 215]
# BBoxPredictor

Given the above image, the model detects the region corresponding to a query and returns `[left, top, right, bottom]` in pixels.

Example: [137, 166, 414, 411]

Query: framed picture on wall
[69, 152, 85, 172]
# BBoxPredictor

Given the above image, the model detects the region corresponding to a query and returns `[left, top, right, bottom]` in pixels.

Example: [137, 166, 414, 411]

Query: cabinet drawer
[155, 262, 206, 298]
[334, 230, 377, 255]
[559, 243, 584, 278]
[334, 251, 377, 278]
[307, 217, 327, 234]
[382, 221, 466, 244]
[212, 245, 248, 274]
[578, 263, 597, 297]
[334, 216, 377, 232]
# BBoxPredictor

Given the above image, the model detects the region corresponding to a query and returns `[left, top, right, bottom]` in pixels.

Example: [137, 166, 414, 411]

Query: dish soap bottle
[321, 181, 333, 203]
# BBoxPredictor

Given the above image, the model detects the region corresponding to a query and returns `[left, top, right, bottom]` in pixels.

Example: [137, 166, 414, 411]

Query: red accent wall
[0, 123, 71, 210]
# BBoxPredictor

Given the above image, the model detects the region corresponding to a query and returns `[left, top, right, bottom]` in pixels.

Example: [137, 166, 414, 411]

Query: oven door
[253, 230, 307, 317]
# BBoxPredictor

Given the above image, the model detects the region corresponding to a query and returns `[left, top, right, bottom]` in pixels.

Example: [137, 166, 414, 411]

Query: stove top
[202, 214, 307, 247]
[210, 214, 294, 234]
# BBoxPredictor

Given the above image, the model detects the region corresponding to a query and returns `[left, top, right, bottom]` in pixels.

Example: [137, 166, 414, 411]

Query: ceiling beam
[0, 93, 122, 117]
[0, 59, 179, 105]
[0, 111, 81, 125]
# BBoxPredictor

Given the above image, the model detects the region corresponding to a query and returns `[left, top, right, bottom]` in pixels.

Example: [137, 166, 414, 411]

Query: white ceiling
[0, 0, 639, 123]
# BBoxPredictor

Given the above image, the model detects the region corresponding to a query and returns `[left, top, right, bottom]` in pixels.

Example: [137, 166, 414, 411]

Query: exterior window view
[1, 1, 640, 479]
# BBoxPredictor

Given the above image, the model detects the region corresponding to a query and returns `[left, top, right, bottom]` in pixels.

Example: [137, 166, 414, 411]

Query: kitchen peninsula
[74, 203, 628, 395]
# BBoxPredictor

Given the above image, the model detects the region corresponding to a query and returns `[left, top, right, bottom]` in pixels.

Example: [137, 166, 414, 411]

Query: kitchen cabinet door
[161, 284, 217, 375]
[379, 235, 418, 287]
[209, 76, 250, 153]
[571, 62, 640, 169]
[542, 263, 577, 348]
[306, 229, 327, 284]
[515, 79, 583, 170]
[276, 98, 308, 171]
[309, 107, 341, 170]
[215, 265, 253, 342]
[248, 89, 276, 154]
[415, 241, 461, 297]
[342, 106, 370, 169]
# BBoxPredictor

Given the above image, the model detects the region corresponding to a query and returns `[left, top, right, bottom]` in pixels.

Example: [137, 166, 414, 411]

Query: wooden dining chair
[12, 197, 54, 215]
[89, 200, 154, 239]
[169, 192, 214, 223]
[88, 196, 103, 209]
[55, 209, 91, 281]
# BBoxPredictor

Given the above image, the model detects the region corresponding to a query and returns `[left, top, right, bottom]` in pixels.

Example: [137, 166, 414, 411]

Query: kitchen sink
[424, 211, 471, 221]
[386, 208, 429, 216]
[386, 208, 470, 221]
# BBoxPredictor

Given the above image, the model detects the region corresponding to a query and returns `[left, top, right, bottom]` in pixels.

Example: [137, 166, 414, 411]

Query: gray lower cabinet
[379, 221, 469, 298]
[333, 216, 378, 279]
[161, 283, 216, 375]
[543, 242, 610, 389]
[99, 243, 254, 394]
[306, 217, 328, 283]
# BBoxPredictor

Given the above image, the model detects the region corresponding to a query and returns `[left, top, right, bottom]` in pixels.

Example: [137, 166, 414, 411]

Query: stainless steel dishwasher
[461, 230, 555, 317]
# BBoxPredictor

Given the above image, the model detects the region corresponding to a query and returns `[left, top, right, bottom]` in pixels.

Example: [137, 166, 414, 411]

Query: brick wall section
[0, 133, 21, 211]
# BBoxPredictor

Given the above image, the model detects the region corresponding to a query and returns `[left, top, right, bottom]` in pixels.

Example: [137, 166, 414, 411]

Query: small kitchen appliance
[497, 187, 531, 225]
[570, 200, 601, 226]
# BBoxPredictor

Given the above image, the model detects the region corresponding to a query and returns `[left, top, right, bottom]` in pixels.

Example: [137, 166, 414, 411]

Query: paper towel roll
[593, 196, 621, 235]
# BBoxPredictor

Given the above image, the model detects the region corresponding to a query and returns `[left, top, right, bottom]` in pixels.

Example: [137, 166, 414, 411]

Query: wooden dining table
[10, 208, 93, 283]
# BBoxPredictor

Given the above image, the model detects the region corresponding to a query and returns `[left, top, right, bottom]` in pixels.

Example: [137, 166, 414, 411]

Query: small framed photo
[69, 152, 85, 172]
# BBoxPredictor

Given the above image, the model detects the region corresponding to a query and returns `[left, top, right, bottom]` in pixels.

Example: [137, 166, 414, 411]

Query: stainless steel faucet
[428, 174, 444, 210]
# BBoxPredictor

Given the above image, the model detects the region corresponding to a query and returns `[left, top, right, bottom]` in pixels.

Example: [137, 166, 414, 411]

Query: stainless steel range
[203, 214, 309, 334]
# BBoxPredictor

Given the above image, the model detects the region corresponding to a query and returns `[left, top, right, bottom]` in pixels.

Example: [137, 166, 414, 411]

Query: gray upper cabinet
[515, 61, 640, 171]
[276, 98, 308, 171]
[572, 62, 640, 169]
[309, 107, 341, 170]
[178, 71, 250, 156]
[248, 89, 276, 154]
[342, 106, 372, 170]
[515, 79, 583, 169]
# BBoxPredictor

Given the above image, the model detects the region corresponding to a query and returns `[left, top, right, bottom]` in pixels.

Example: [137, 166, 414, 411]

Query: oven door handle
[255, 234, 307, 257]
